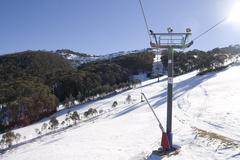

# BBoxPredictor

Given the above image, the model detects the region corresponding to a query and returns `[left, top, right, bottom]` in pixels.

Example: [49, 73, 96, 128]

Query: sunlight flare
[228, 3, 240, 23]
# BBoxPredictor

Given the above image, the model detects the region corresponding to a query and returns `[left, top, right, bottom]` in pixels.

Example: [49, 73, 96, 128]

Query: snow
[58, 49, 151, 67]
[131, 73, 148, 81]
[1, 64, 240, 160]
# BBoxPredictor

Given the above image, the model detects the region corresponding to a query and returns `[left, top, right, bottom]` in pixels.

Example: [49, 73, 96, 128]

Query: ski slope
[1, 64, 240, 160]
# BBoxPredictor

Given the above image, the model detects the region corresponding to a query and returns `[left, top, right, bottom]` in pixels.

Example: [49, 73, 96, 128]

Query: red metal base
[161, 132, 170, 150]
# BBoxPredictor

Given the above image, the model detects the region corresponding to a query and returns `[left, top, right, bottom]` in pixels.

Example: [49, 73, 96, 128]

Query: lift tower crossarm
[149, 31, 193, 49]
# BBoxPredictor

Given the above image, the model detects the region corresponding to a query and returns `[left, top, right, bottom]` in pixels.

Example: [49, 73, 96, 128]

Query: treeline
[0, 51, 71, 132]
[48, 64, 130, 103]
[112, 52, 154, 74]
[0, 50, 153, 133]
[161, 45, 240, 76]
[0, 79, 58, 130]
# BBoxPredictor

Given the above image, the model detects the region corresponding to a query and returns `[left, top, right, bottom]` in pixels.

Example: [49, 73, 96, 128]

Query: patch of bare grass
[193, 127, 239, 149]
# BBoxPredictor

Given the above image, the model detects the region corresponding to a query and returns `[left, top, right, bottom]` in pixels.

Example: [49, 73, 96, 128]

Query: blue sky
[0, 0, 239, 55]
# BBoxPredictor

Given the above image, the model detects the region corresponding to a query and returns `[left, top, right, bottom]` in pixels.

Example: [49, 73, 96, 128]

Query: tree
[84, 108, 98, 117]
[0, 79, 58, 133]
[35, 128, 41, 135]
[112, 101, 118, 108]
[65, 112, 72, 126]
[70, 111, 80, 124]
[0, 139, 4, 149]
[61, 120, 65, 127]
[41, 123, 48, 132]
[126, 95, 132, 104]
[49, 117, 59, 130]
[68, 94, 75, 106]
[15, 133, 21, 143]
[76, 92, 82, 102]
[1, 131, 17, 147]
[99, 109, 103, 114]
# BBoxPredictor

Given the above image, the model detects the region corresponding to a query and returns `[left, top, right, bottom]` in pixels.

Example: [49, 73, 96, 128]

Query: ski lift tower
[150, 28, 193, 149]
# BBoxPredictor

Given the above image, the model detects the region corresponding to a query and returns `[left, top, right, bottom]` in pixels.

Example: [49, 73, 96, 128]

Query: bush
[15, 133, 21, 143]
[2, 131, 16, 147]
[1, 131, 21, 148]
[112, 101, 118, 108]
[0, 139, 4, 149]
[64, 94, 75, 108]
[99, 109, 103, 114]
[84, 108, 98, 117]
[70, 111, 80, 124]
[130, 80, 141, 88]
[197, 65, 229, 75]
[49, 117, 59, 130]
[41, 123, 48, 132]
[35, 128, 41, 135]
[65, 112, 72, 126]
[61, 120, 65, 126]
[126, 95, 132, 104]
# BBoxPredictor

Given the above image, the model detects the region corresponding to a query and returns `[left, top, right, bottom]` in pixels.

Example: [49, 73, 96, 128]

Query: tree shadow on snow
[150, 72, 216, 109]
[36, 88, 130, 125]
[0, 127, 67, 155]
[112, 72, 216, 119]
[139, 77, 168, 89]
[113, 102, 144, 118]
[56, 66, 230, 121]
[144, 153, 163, 160]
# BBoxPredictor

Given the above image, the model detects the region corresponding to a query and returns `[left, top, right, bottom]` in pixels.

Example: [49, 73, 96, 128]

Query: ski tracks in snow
[173, 84, 240, 159]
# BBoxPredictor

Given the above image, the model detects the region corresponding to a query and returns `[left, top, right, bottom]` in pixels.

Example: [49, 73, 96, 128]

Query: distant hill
[56, 49, 91, 58]
[55, 48, 152, 67]
[0, 50, 74, 81]
[56, 49, 100, 67]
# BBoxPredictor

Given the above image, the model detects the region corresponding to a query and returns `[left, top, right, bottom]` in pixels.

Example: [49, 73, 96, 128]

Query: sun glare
[228, 3, 240, 23]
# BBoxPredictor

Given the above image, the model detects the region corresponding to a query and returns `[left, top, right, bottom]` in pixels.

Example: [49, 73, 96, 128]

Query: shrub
[64, 94, 75, 108]
[126, 95, 132, 104]
[49, 117, 59, 130]
[70, 111, 80, 124]
[65, 112, 72, 126]
[0, 139, 4, 149]
[15, 133, 21, 143]
[84, 111, 89, 117]
[35, 128, 41, 135]
[99, 109, 103, 114]
[1, 131, 20, 148]
[84, 108, 98, 117]
[61, 120, 65, 126]
[112, 101, 118, 108]
[197, 65, 229, 75]
[41, 123, 48, 131]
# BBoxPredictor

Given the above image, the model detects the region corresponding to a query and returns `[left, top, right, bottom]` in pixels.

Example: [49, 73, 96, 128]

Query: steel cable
[138, 0, 152, 42]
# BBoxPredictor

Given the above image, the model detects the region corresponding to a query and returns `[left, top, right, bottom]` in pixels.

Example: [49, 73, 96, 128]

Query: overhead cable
[138, 0, 152, 42]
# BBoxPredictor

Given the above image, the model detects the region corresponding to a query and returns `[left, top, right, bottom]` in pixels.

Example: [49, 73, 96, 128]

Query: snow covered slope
[56, 50, 100, 67]
[1, 64, 240, 160]
[57, 48, 151, 67]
